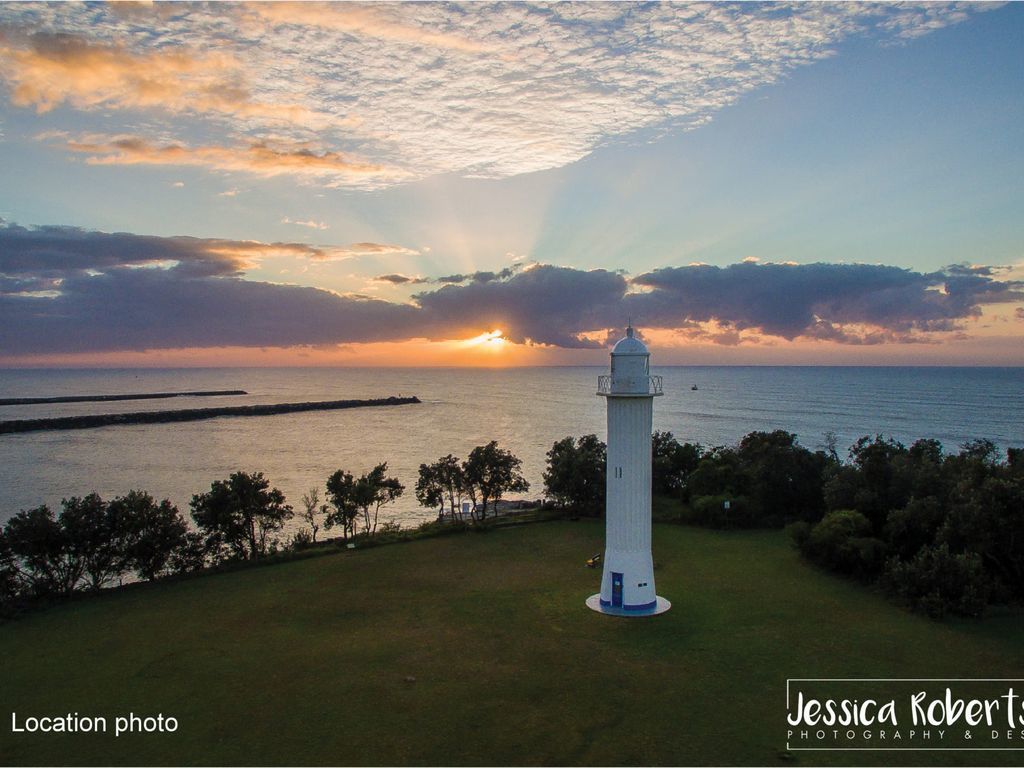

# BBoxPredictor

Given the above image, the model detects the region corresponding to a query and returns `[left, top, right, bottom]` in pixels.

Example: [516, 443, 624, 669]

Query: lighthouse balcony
[597, 374, 663, 397]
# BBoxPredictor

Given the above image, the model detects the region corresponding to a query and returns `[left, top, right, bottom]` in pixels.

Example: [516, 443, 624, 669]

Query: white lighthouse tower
[586, 324, 671, 616]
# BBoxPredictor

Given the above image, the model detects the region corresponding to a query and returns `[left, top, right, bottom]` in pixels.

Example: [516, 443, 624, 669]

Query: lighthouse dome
[598, 325, 662, 397]
[611, 325, 648, 356]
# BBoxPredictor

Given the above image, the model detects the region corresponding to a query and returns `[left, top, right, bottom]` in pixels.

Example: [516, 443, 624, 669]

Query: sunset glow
[462, 330, 507, 350]
[0, 2, 1021, 366]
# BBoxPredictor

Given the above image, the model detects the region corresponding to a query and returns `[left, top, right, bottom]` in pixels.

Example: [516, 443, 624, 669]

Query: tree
[939, 472, 1024, 599]
[415, 462, 443, 517]
[2, 505, 85, 595]
[170, 532, 208, 575]
[462, 441, 529, 520]
[543, 435, 605, 514]
[0, 529, 22, 608]
[190, 471, 293, 561]
[1008, 447, 1023, 469]
[685, 446, 741, 502]
[112, 491, 189, 581]
[845, 435, 910, 530]
[300, 487, 325, 542]
[821, 430, 840, 463]
[797, 509, 886, 580]
[651, 431, 702, 494]
[960, 438, 999, 465]
[416, 455, 466, 519]
[357, 463, 404, 535]
[60, 493, 129, 591]
[735, 430, 828, 525]
[883, 496, 945, 560]
[326, 464, 405, 536]
[325, 470, 359, 540]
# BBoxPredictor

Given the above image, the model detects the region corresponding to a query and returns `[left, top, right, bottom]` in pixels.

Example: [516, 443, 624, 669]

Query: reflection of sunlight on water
[1, 367, 1022, 535]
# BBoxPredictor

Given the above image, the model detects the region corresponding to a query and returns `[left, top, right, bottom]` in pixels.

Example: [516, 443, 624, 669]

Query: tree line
[3, 429, 1020, 621]
[0, 440, 530, 613]
[540, 429, 1023, 619]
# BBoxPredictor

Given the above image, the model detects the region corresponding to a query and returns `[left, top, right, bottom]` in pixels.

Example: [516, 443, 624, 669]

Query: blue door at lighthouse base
[611, 572, 624, 607]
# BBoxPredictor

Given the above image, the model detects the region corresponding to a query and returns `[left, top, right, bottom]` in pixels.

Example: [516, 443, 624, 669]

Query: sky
[0, 1, 1022, 367]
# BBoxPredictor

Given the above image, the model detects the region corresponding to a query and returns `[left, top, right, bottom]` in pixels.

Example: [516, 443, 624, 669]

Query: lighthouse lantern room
[586, 324, 672, 617]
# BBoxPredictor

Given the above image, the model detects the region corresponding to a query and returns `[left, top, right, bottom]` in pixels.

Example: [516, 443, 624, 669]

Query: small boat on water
[691, 384, 698, 391]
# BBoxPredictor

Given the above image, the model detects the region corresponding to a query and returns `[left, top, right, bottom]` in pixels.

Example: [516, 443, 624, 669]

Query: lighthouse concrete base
[585, 594, 671, 617]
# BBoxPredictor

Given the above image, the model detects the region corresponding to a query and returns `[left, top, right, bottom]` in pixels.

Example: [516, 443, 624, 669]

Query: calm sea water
[1, 366, 1021, 528]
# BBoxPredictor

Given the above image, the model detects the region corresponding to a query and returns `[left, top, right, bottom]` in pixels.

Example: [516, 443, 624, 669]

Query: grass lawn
[2, 520, 1023, 766]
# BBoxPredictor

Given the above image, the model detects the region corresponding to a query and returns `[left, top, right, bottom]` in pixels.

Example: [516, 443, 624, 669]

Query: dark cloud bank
[2, 223, 1021, 355]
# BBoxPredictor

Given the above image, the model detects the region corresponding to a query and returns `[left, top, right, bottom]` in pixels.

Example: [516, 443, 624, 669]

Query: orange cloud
[54, 134, 401, 186]
[198, 239, 418, 264]
[250, 2, 493, 54]
[0, 32, 319, 124]
[328, 242, 420, 259]
[195, 240, 330, 267]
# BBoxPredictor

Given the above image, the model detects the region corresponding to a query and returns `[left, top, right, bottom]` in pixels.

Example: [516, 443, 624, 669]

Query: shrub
[374, 520, 406, 543]
[881, 544, 991, 619]
[786, 521, 812, 549]
[798, 510, 886, 580]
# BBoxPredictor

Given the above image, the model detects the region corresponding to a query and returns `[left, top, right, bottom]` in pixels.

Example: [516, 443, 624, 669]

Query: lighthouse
[586, 324, 671, 616]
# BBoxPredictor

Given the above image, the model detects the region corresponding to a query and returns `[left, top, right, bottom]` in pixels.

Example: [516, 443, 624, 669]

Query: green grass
[2, 521, 1023, 766]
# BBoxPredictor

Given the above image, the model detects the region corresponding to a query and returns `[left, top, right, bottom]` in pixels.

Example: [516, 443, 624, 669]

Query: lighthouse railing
[597, 374, 663, 395]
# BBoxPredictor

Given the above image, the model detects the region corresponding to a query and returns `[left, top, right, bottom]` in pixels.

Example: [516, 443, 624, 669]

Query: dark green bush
[883, 497, 945, 560]
[881, 544, 991, 618]
[797, 510, 886, 580]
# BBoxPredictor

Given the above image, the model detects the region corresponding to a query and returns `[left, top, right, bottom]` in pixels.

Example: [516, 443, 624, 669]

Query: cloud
[0, 31, 319, 124]
[0, 222, 418, 281]
[282, 217, 329, 231]
[414, 265, 626, 347]
[628, 262, 1024, 343]
[0, 3, 999, 186]
[50, 134, 401, 189]
[374, 274, 428, 286]
[3, 223, 1022, 355]
[325, 242, 420, 260]
[0, 267, 423, 354]
[248, 3, 494, 55]
[434, 267, 518, 285]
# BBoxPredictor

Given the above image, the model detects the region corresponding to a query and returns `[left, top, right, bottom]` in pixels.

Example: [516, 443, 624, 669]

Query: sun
[462, 329, 507, 350]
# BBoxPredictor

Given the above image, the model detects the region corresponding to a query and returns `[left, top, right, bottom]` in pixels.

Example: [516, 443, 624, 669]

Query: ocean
[1, 366, 1021, 528]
